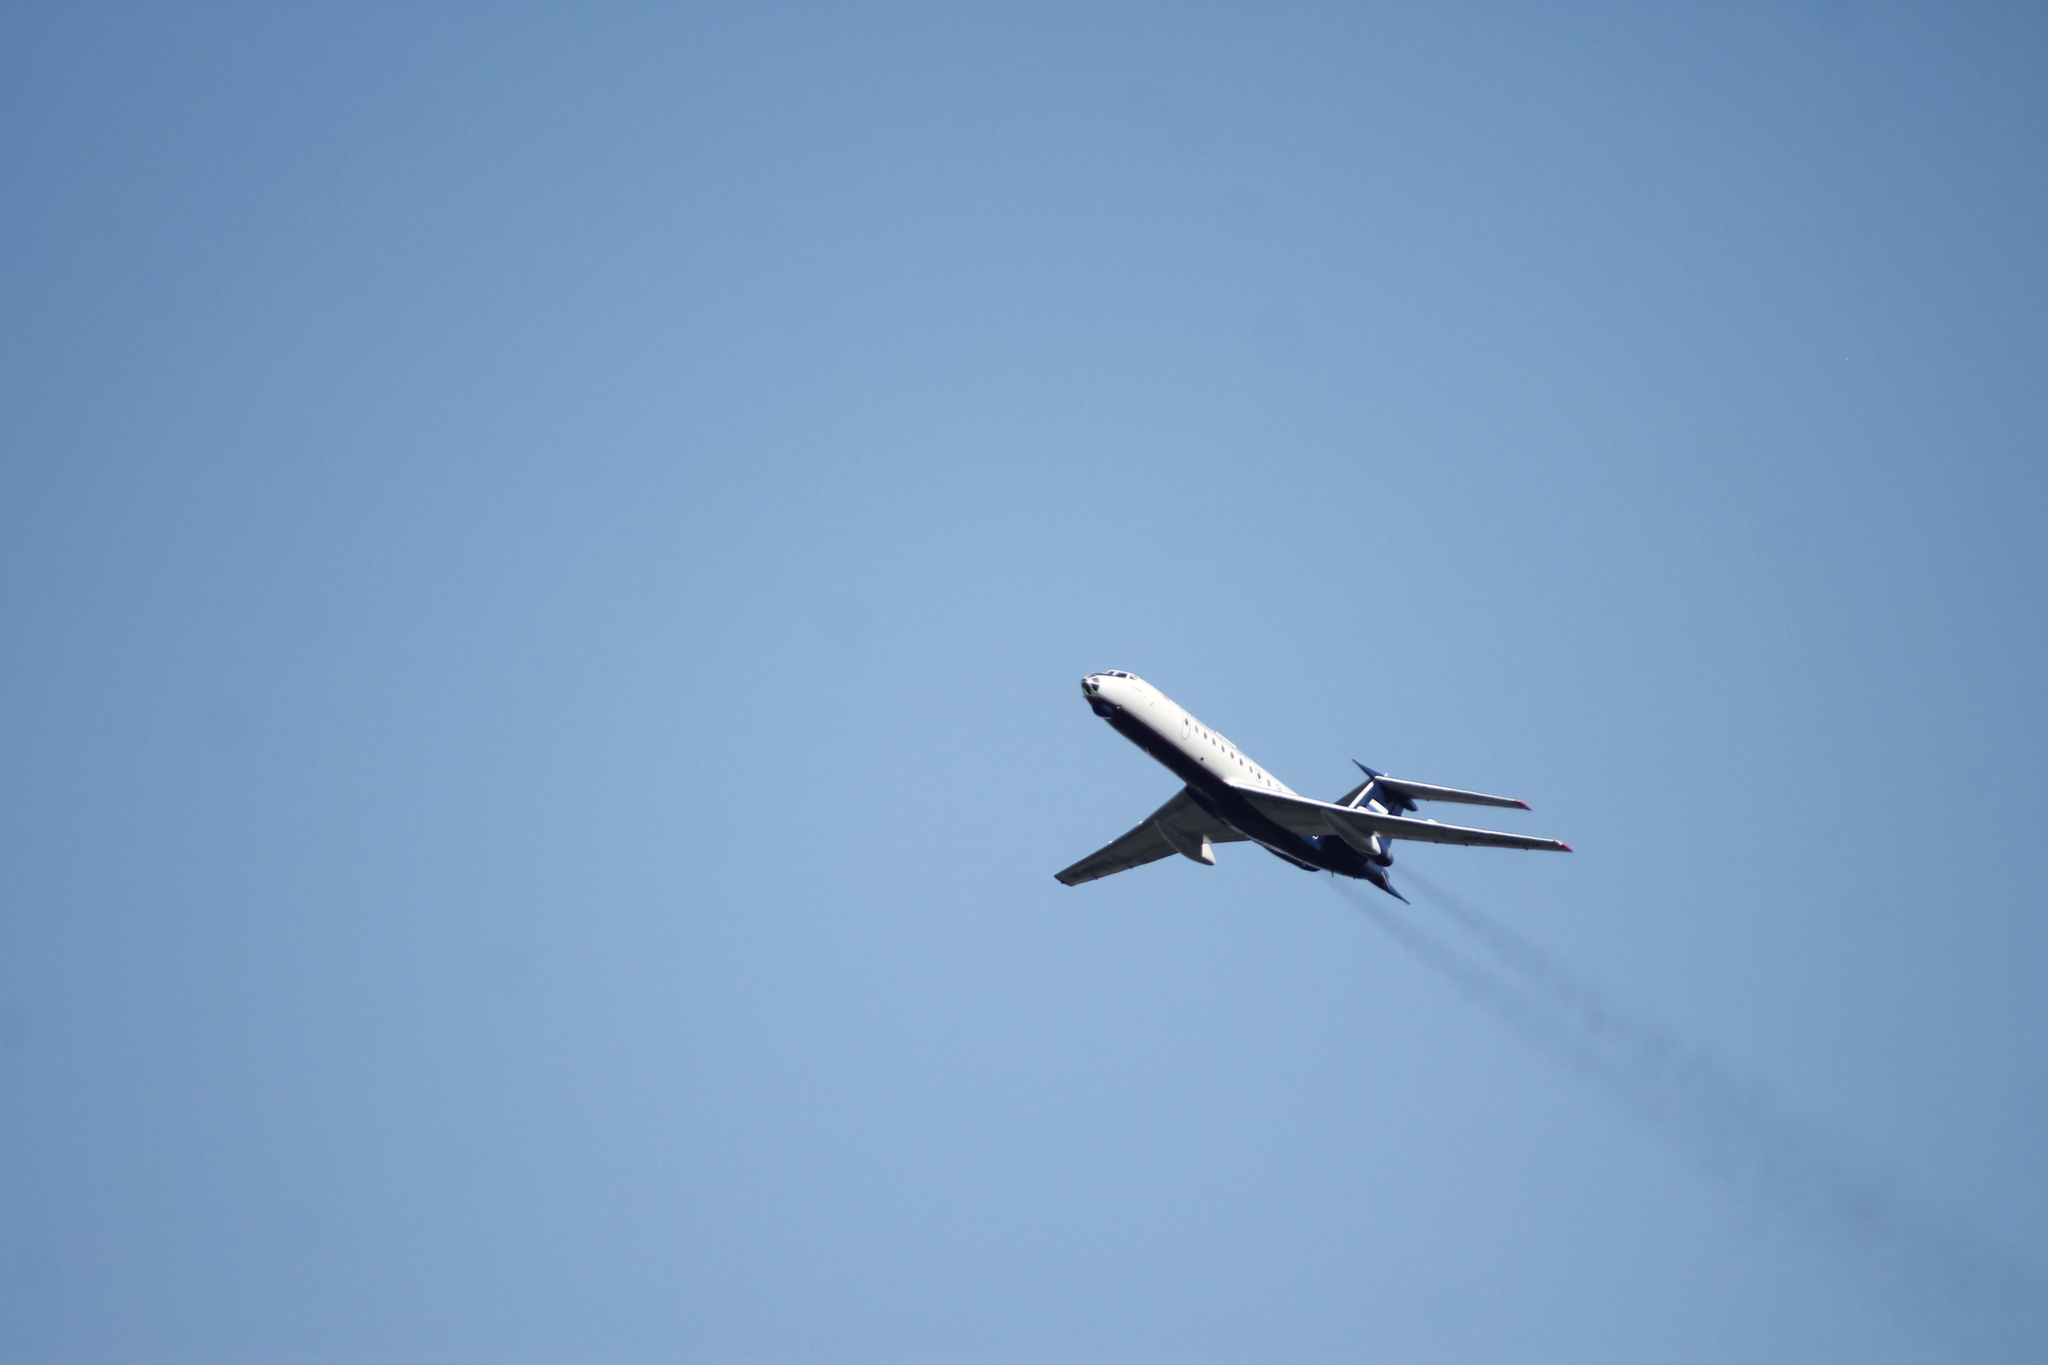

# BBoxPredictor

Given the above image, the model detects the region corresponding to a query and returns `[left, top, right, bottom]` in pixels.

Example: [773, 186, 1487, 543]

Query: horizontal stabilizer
[1376, 777, 1530, 810]
[1333, 765, 1529, 812]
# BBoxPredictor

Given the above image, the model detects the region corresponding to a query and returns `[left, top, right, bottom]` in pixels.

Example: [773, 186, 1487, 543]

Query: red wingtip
[1558, 842, 1574, 852]
[1513, 800, 1531, 810]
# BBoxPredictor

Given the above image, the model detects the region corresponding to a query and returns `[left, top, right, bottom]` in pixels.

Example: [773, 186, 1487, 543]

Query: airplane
[1055, 671, 1570, 900]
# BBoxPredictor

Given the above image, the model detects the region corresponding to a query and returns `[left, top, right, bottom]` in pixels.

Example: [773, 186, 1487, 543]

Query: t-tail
[1332, 759, 1536, 901]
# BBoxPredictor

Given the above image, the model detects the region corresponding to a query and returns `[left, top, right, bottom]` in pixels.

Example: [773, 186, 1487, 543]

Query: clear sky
[2, 4, 2045, 1362]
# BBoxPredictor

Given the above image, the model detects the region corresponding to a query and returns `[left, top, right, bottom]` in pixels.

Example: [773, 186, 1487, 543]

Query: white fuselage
[1081, 671, 1299, 797]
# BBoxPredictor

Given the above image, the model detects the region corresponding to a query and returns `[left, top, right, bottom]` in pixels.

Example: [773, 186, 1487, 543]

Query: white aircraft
[1056, 671, 1570, 900]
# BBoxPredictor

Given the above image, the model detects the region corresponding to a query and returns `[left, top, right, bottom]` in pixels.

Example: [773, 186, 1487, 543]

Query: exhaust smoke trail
[1329, 873, 2045, 1361]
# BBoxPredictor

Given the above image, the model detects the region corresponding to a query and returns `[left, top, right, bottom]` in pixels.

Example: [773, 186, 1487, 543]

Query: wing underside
[1055, 787, 1247, 886]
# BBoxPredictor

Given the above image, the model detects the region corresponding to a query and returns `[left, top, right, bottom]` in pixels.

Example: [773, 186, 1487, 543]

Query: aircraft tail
[1333, 761, 1412, 813]
[1330, 761, 1537, 899]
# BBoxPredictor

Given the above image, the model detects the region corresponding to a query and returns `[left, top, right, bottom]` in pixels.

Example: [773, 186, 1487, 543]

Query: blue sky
[2, 4, 2045, 1362]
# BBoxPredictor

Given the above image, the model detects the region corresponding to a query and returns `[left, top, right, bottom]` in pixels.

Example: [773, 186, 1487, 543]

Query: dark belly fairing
[1102, 705, 1383, 882]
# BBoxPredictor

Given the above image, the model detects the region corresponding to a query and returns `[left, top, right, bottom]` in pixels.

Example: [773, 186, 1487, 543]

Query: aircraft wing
[1237, 787, 1571, 852]
[1055, 787, 1247, 886]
